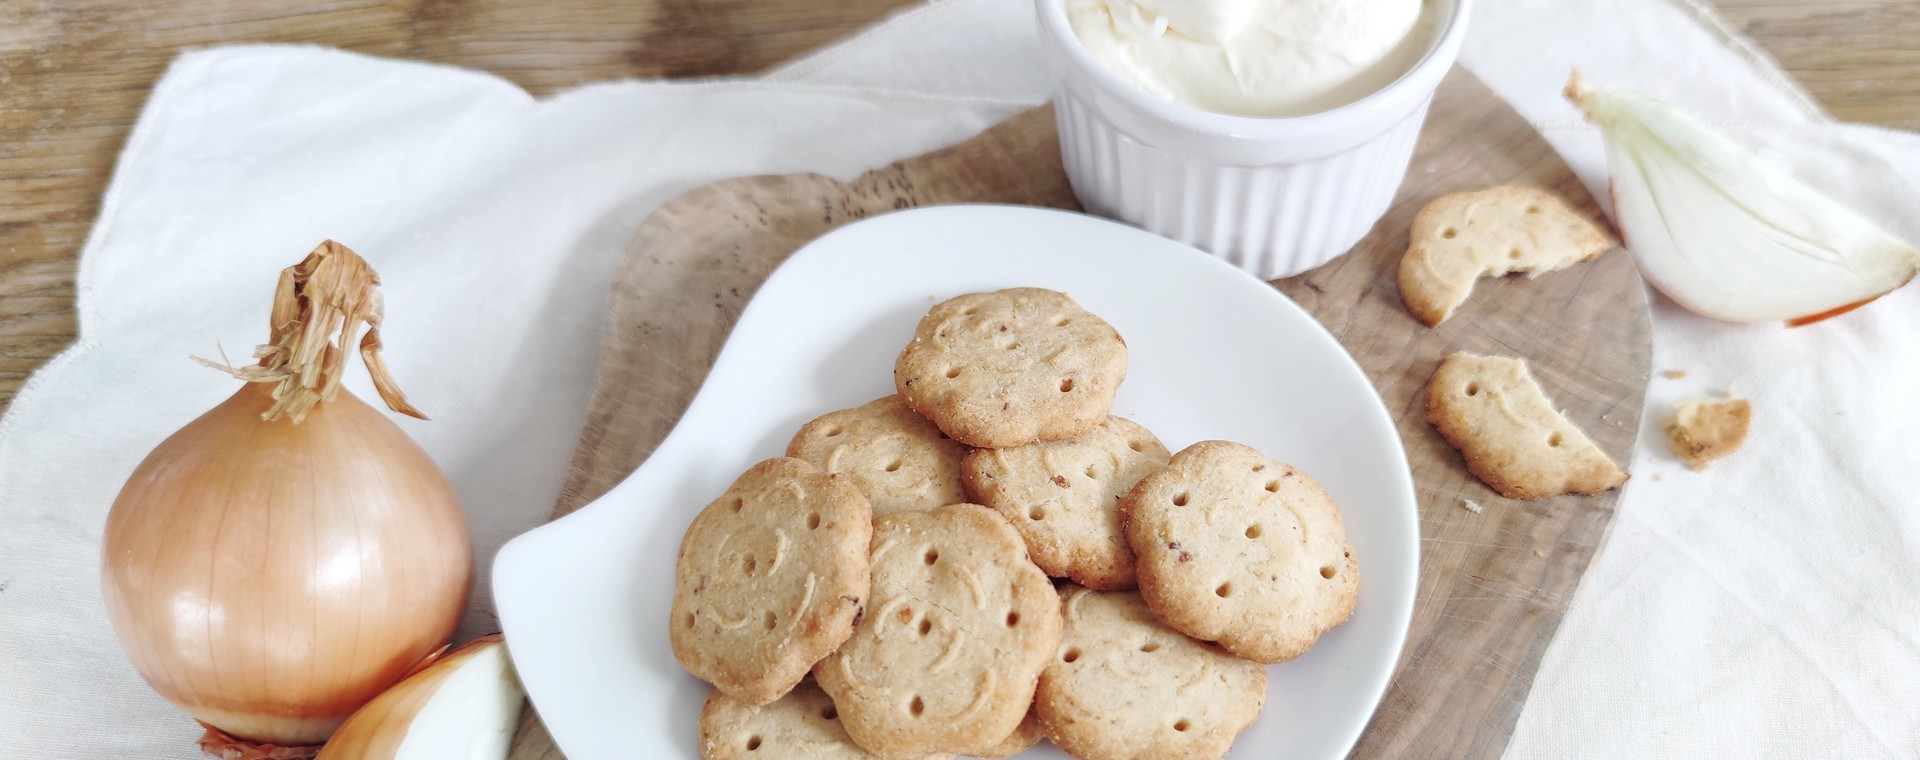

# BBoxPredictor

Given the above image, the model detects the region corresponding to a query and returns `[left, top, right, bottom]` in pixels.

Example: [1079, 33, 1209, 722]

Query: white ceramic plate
[494, 205, 1417, 759]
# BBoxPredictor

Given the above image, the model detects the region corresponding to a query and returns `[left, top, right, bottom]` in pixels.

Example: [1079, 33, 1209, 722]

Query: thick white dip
[1066, 0, 1433, 118]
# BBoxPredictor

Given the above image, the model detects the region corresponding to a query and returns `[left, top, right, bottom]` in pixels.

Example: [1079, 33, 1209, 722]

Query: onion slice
[1566, 72, 1919, 325]
[314, 636, 525, 760]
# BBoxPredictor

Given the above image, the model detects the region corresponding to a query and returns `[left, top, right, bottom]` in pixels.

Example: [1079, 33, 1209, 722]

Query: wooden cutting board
[508, 67, 1652, 759]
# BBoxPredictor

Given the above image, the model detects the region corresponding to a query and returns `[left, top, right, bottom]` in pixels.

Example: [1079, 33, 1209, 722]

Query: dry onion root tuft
[195, 239, 425, 422]
[102, 240, 473, 756]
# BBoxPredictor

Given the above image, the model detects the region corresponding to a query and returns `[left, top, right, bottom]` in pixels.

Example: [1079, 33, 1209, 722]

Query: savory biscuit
[895, 288, 1127, 448]
[1397, 185, 1614, 326]
[972, 707, 1044, 758]
[962, 417, 1171, 590]
[1662, 397, 1751, 469]
[788, 395, 969, 516]
[1037, 587, 1266, 760]
[1425, 352, 1629, 498]
[671, 458, 872, 705]
[1123, 441, 1359, 664]
[698, 681, 952, 760]
[814, 504, 1063, 759]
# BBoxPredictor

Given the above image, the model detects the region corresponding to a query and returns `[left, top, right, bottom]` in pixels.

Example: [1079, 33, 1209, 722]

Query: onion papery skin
[102, 383, 473, 746]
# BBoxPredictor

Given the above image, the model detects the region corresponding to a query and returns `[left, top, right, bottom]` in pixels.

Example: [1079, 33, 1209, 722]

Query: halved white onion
[1567, 72, 1918, 325]
[315, 636, 525, 760]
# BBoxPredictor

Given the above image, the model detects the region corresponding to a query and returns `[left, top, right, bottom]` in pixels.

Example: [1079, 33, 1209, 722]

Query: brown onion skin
[102, 383, 473, 745]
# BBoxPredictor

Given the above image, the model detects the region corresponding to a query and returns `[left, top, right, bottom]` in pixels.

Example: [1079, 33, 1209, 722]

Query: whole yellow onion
[100, 241, 472, 752]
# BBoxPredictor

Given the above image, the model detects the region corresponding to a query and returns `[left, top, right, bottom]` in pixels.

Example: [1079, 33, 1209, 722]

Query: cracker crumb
[1661, 369, 1687, 380]
[1532, 549, 1544, 557]
[1461, 499, 1484, 514]
[1661, 398, 1751, 469]
[1652, 473, 1663, 482]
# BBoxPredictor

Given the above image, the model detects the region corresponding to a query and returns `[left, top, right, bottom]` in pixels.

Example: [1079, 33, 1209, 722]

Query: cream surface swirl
[1067, 0, 1433, 118]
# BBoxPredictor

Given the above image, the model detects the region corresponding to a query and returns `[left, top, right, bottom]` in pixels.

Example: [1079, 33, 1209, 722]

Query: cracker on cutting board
[962, 416, 1171, 590]
[813, 504, 1063, 758]
[698, 681, 952, 760]
[670, 458, 872, 706]
[1424, 352, 1628, 499]
[1121, 441, 1360, 664]
[1036, 586, 1266, 760]
[895, 288, 1127, 448]
[1662, 398, 1751, 469]
[1397, 185, 1614, 326]
[787, 395, 969, 516]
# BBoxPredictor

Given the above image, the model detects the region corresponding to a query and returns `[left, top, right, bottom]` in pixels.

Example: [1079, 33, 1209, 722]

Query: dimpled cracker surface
[814, 504, 1063, 759]
[1037, 587, 1267, 760]
[787, 395, 970, 516]
[1397, 185, 1614, 326]
[972, 707, 1045, 758]
[672, 458, 873, 705]
[1123, 441, 1360, 664]
[698, 681, 952, 760]
[963, 417, 1170, 590]
[895, 288, 1127, 448]
[1425, 352, 1629, 498]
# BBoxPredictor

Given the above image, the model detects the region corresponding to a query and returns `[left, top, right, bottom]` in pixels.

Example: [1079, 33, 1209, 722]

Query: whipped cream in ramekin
[1066, 0, 1432, 118]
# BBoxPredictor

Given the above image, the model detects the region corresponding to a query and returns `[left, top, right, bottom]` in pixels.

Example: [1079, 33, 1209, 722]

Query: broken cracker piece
[1424, 352, 1628, 499]
[1661, 398, 1751, 469]
[1397, 185, 1614, 326]
[1662, 369, 1687, 380]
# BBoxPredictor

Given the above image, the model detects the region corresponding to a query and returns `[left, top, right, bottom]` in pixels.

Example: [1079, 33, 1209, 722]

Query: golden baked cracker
[788, 395, 969, 516]
[698, 681, 953, 760]
[963, 416, 1170, 590]
[1123, 441, 1359, 664]
[1662, 398, 1751, 469]
[971, 707, 1044, 758]
[895, 288, 1127, 448]
[671, 458, 872, 705]
[1425, 352, 1629, 499]
[1397, 185, 1614, 326]
[1037, 587, 1266, 760]
[814, 504, 1063, 759]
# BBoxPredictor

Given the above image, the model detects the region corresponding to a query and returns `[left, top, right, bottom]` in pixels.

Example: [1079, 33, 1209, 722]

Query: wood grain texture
[549, 68, 1651, 759]
[0, 1, 1909, 414]
[1717, 0, 1920, 129]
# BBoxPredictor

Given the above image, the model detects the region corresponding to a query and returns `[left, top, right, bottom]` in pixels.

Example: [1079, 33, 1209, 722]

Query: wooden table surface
[0, 0, 1917, 416]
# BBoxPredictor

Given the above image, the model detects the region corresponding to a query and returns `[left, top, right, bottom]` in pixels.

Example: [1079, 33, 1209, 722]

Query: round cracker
[788, 395, 969, 516]
[671, 458, 873, 705]
[963, 416, 1170, 590]
[697, 681, 952, 760]
[1037, 587, 1266, 760]
[895, 288, 1126, 448]
[1122, 441, 1359, 664]
[814, 504, 1063, 758]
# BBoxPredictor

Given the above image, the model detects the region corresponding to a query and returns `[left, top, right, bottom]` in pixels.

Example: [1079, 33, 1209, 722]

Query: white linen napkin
[0, 0, 1914, 756]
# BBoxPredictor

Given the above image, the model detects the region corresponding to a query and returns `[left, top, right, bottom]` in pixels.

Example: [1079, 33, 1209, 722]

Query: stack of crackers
[672, 288, 1360, 759]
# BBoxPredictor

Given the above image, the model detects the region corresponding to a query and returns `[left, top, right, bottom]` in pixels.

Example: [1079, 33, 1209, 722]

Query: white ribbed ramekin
[1036, 0, 1473, 279]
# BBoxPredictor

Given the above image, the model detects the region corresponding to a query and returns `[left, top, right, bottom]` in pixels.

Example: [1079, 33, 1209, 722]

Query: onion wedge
[315, 636, 524, 760]
[1566, 72, 1919, 325]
